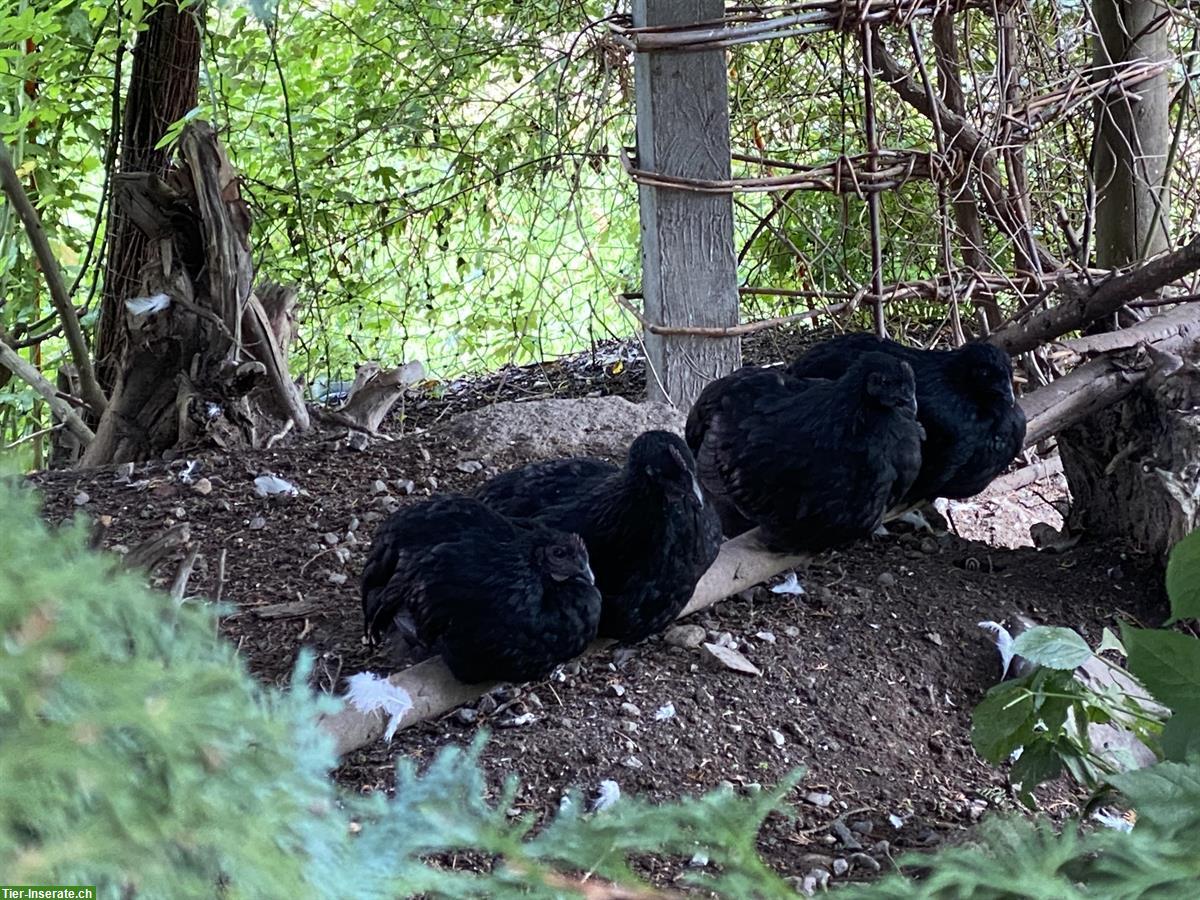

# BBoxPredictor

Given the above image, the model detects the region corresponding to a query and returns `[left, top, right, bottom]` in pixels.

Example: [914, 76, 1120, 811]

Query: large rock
[443, 396, 685, 461]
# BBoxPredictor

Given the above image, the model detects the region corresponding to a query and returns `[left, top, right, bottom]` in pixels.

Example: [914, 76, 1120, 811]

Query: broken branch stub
[336, 361, 426, 433]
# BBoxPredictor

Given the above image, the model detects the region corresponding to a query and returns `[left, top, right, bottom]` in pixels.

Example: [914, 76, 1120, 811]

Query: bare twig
[0, 144, 108, 415]
[0, 340, 95, 446]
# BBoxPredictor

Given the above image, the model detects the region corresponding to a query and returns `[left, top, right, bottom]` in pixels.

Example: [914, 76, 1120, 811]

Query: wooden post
[632, 0, 741, 408]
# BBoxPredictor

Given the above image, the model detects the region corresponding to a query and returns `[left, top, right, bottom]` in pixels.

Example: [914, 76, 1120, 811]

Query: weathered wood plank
[633, 0, 741, 408]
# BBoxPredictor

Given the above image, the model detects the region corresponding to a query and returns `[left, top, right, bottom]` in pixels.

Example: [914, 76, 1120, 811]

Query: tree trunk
[1059, 0, 1184, 559]
[95, 1, 203, 397]
[632, 0, 741, 409]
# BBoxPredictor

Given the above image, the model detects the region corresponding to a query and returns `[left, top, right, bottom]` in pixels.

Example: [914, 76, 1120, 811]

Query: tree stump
[82, 122, 309, 465]
[1060, 348, 1200, 561]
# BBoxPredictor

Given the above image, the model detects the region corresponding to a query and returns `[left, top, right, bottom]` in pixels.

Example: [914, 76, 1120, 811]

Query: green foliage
[0, 476, 798, 897]
[1011, 626, 1094, 670]
[886, 527, 1200, 898]
[1165, 527, 1200, 621]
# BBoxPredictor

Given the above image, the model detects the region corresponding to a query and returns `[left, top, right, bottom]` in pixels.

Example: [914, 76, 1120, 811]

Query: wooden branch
[319, 527, 809, 757]
[979, 457, 1064, 496]
[242, 290, 311, 432]
[0, 339, 95, 446]
[337, 361, 426, 433]
[0, 144, 108, 415]
[121, 523, 191, 573]
[992, 234, 1200, 356]
[1021, 305, 1200, 445]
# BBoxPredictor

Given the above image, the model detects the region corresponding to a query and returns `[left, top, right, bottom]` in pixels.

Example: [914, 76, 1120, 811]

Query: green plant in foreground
[0, 477, 799, 898]
[844, 529, 1200, 898]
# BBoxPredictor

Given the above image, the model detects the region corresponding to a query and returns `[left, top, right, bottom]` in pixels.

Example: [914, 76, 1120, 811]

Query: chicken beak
[585, 562, 596, 585]
[692, 475, 705, 507]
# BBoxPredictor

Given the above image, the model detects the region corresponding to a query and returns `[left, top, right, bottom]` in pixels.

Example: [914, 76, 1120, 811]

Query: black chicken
[686, 352, 924, 552]
[360, 495, 601, 684]
[786, 334, 1026, 505]
[476, 430, 722, 644]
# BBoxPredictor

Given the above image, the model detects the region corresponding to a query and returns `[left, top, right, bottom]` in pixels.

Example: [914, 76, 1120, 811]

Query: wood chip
[700, 642, 762, 676]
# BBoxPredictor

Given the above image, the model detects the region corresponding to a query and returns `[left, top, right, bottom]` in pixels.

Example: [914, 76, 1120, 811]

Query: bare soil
[28, 327, 1168, 891]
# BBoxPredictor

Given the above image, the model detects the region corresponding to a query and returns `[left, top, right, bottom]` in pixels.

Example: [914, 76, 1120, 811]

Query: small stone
[419, 447, 431, 462]
[832, 858, 849, 876]
[871, 840, 890, 856]
[849, 852, 881, 873]
[456, 459, 483, 474]
[664, 624, 706, 649]
[831, 819, 862, 850]
[426, 476, 439, 490]
[755, 631, 776, 643]
[925, 631, 944, 647]
[784, 625, 801, 638]
[455, 707, 478, 725]
[362, 511, 382, 524]
[607, 684, 626, 697]
[560, 660, 582, 677]
[612, 647, 638, 669]
[395, 479, 415, 495]
[877, 571, 897, 588]
[248, 516, 267, 531]
[715, 630, 735, 648]
[850, 819, 874, 835]
[619, 702, 642, 718]
[327, 572, 348, 586]
[805, 791, 834, 808]
[322, 532, 340, 546]
[700, 642, 762, 676]
[476, 695, 498, 715]
[172, 506, 187, 520]
[768, 728, 786, 747]
[344, 431, 369, 452]
[688, 852, 709, 868]
[619, 719, 639, 733]
[192, 477, 213, 496]
[73, 491, 90, 506]
[654, 702, 676, 721]
[371, 480, 389, 495]
[115, 462, 136, 482]
[498, 712, 538, 728]
[347, 516, 360, 533]
[806, 868, 830, 892]
[334, 547, 352, 565]
[621, 756, 643, 770]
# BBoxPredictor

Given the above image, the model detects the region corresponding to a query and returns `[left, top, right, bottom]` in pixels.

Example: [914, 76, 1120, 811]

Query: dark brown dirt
[28, 328, 1168, 890]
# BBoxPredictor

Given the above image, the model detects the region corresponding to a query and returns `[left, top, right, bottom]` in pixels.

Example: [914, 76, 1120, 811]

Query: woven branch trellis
[609, 0, 1200, 343]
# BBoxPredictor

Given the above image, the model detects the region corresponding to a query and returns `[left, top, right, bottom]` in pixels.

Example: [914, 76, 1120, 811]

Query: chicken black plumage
[475, 430, 722, 644]
[786, 334, 1026, 504]
[686, 353, 924, 552]
[360, 495, 600, 684]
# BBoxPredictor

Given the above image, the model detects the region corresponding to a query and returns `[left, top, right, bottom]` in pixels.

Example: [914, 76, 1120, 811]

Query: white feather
[770, 572, 806, 596]
[345, 671, 414, 741]
[979, 620, 1016, 680]
[124, 292, 172, 316]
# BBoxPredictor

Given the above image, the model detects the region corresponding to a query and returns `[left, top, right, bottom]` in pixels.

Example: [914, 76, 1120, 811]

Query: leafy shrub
[0, 478, 798, 898]
[848, 528, 1200, 897]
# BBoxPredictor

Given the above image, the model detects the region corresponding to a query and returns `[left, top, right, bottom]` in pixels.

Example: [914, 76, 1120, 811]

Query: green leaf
[1161, 706, 1200, 763]
[1123, 626, 1200, 714]
[1098, 627, 1127, 657]
[972, 679, 1038, 764]
[1012, 626, 1093, 670]
[1108, 761, 1200, 838]
[1010, 742, 1063, 808]
[1166, 528, 1200, 621]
